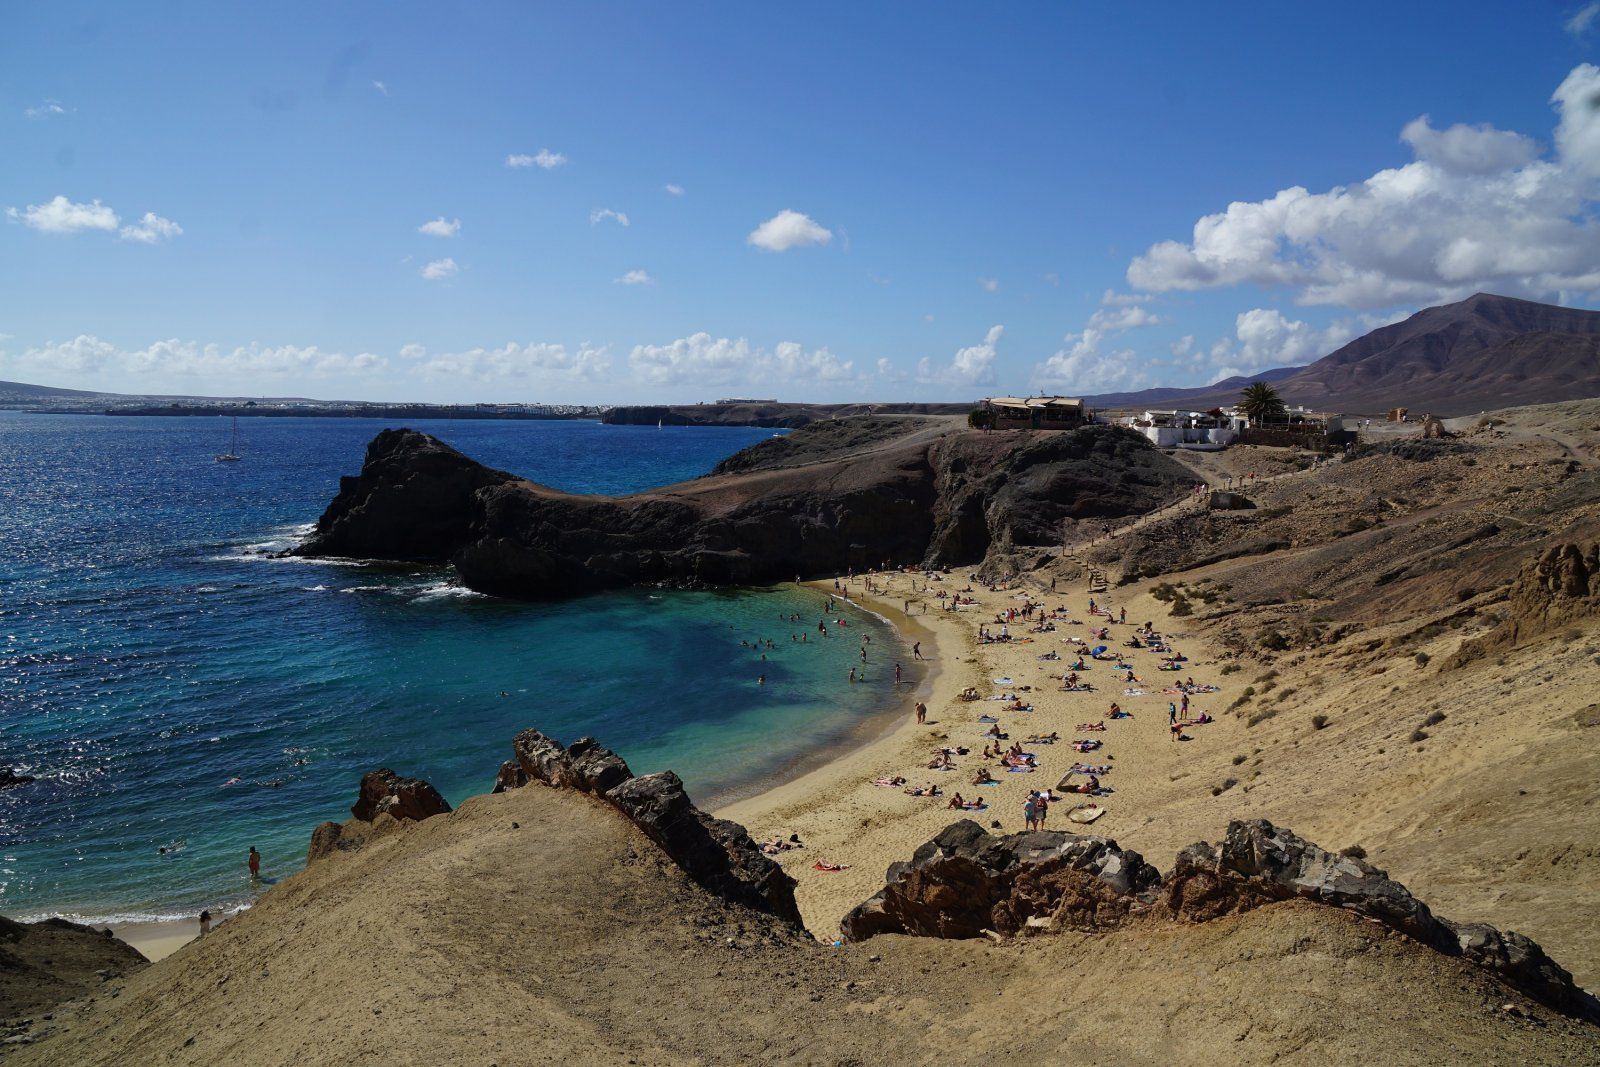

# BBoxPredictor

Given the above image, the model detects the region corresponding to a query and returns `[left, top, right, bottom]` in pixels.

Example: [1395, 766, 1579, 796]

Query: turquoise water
[0, 414, 909, 922]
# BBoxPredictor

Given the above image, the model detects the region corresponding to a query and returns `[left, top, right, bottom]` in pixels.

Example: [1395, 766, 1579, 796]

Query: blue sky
[3, 1, 1598, 403]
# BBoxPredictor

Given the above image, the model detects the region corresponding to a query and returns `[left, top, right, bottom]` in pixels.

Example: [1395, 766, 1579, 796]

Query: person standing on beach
[248, 846, 261, 880]
[1168, 702, 1178, 727]
[915, 701, 927, 724]
[894, 662, 903, 685]
[1023, 792, 1039, 831]
[1035, 791, 1050, 828]
[199, 909, 212, 935]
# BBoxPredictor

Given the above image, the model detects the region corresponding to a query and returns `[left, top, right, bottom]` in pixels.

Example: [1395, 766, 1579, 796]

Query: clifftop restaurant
[981, 395, 1087, 429]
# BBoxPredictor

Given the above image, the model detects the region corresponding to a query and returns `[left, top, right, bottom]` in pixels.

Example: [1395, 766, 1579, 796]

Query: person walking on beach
[915, 701, 927, 724]
[912, 641, 922, 660]
[248, 846, 261, 880]
[1168, 702, 1178, 727]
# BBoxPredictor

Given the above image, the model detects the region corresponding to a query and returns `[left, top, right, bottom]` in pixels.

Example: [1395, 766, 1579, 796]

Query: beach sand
[720, 569, 1238, 939]
[107, 919, 201, 963]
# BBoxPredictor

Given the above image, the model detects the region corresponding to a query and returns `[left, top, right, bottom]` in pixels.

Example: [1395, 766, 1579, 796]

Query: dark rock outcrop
[293, 429, 516, 562]
[1448, 542, 1600, 667]
[350, 768, 452, 823]
[500, 729, 802, 926]
[294, 419, 1195, 600]
[840, 820, 1159, 941]
[845, 817, 1597, 1021]
[0, 768, 35, 790]
[1208, 490, 1255, 511]
[0, 916, 148, 1024]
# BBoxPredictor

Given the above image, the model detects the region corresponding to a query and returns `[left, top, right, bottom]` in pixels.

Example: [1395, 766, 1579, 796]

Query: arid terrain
[7, 399, 1600, 1065]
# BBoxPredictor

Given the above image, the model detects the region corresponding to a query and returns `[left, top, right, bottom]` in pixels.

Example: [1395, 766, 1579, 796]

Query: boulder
[306, 821, 344, 863]
[0, 768, 36, 790]
[350, 768, 452, 823]
[492, 759, 527, 794]
[1207, 490, 1255, 511]
[840, 821, 1159, 941]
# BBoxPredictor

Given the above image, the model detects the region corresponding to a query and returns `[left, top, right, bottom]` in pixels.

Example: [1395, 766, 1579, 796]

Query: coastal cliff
[293, 416, 1193, 598]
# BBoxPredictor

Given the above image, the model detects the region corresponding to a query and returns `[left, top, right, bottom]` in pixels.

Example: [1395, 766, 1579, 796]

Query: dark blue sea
[0, 413, 906, 923]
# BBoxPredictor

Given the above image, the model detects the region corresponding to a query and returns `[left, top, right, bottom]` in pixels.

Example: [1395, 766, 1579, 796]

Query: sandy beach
[721, 566, 1241, 938]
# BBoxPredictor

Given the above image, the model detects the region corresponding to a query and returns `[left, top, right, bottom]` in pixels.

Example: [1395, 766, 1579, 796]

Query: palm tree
[1238, 382, 1287, 427]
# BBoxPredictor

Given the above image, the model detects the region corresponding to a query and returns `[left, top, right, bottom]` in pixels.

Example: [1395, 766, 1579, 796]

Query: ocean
[0, 413, 909, 924]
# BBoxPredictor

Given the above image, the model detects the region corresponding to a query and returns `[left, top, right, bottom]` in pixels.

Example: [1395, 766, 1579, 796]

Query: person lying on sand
[1071, 739, 1103, 752]
[1064, 775, 1101, 794]
[1026, 732, 1060, 744]
[1076, 722, 1105, 731]
[812, 861, 849, 872]
[872, 775, 907, 787]
[905, 784, 944, 797]
[1070, 762, 1110, 775]
[927, 751, 954, 770]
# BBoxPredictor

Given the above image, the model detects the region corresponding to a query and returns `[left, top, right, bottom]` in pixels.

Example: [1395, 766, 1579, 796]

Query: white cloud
[418, 342, 610, 381]
[418, 216, 461, 238]
[978, 277, 1000, 293]
[5, 335, 385, 380]
[7, 195, 119, 234]
[589, 208, 629, 227]
[664, 183, 685, 196]
[1033, 328, 1146, 392]
[1100, 289, 1150, 306]
[1399, 115, 1539, 175]
[1568, 2, 1600, 34]
[614, 269, 654, 285]
[506, 149, 567, 170]
[629, 333, 857, 386]
[420, 257, 459, 280]
[747, 209, 832, 252]
[24, 100, 69, 119]
[1127, 65, 1600, 308]
[1170, 335, 1195, 357]
[119, 212, 182, 244]
[1043, 272, 1060, 286]
[916, 325, 1002, 387]
[1086, 305, 1160, 332]
[1204, 309, 1358, 375]
[371, 80, 389, 96]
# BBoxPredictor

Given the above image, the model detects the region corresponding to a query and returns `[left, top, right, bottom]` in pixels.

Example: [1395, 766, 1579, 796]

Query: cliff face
[295, 420, 1193, 599]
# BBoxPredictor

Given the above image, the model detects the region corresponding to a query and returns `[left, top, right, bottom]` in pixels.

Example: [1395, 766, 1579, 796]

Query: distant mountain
[0, 379, 112, 402]
[1083, 367, 1300, 411]
[1269, 293, 1600, 416]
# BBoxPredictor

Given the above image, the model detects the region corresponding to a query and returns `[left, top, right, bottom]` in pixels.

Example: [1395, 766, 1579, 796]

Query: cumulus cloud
[1126, 64, 1600, 308]
[1033, 329, 1145, 392]
[4, 335, 385, 380]
[747, 209, 832, 252]
[629, 333, 857, 386]
[1203, 309, 1359, 377]
[916, 326, 1002, 387]
[7, 195, 119, 234]
[664, 183, 685, 196]
[506, 149, 566, 170]
[1086, 305, 1160, 332]
[417, 342, 610, 381]
[1170, 335, 1195, 357]
[614, 269, 654, 285]
[420, 257, 459, 280]
[589, 208, 629, 227]
[418, 216, 461, 237]
[24, 100, 70, 119]
[119, 212, 182, 243]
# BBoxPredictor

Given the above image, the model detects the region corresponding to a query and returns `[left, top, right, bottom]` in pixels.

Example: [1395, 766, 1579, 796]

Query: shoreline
[96, 580, 930, 963]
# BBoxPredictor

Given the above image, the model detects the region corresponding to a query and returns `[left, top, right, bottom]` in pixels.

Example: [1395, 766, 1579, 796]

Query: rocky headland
[292, 416, 1194, 598]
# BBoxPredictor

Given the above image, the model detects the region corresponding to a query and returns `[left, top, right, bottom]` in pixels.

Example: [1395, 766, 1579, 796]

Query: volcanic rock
[349, 768, 452, 823]
[0, 768, 36, 790]
[500, 729, 802, 926]
[1448, 542, 1600, 666]
[295, 418, 1195, 600]
[840, 820, 1160, 941]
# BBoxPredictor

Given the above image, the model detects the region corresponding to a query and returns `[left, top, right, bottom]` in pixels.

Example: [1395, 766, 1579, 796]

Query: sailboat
[215, 416, 242, 462]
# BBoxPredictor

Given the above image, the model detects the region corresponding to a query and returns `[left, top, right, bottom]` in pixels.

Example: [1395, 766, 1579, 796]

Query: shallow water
[0, 414, 907, 922]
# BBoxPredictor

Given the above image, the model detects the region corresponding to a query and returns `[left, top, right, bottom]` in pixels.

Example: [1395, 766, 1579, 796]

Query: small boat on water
[215, 416, 242, 462]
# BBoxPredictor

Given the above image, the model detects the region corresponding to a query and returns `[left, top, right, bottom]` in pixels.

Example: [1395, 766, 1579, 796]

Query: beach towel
[1005, 766, 1035, 773]
[1067, 803, 1105, 824]
[977, 715, 999, 723]
[992, 676, 1015, 685]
